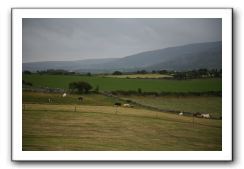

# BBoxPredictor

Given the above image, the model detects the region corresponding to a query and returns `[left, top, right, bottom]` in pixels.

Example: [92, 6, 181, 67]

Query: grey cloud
[23, 18, 221, 62]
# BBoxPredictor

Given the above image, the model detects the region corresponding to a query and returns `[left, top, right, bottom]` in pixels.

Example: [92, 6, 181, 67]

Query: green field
[22, 92, 221, 151]
[105, 73, 173, 79]
[23, 91, 123, 106]
[23, 74, 222, 92]
[122, 95, 222, 118]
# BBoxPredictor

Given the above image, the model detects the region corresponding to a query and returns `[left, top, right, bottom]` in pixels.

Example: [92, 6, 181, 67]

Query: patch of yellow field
[24, 104, 221, 128]
[105, 74, 172, 79]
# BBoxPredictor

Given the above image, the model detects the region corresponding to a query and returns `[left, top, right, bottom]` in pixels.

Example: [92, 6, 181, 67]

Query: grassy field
[122, 95, 222, 118]
[23, 74, 222, 92]
[23, 91, 124, 106]
[22, 92, 222, 151]
[23, 104, 221, 151]
[104, 73, 173, 79]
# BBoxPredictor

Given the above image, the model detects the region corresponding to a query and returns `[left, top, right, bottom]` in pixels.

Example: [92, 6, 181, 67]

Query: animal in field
[114, 102, 121, 106]
[48, 98, 52, 103]
[62, 93, 67, 97]
[201, 113, 210, 119]
[78, 96, 83, 101]
[193, 112, 202, 117]
[123, 103, 132, 108]
[179, 112, 183, 116]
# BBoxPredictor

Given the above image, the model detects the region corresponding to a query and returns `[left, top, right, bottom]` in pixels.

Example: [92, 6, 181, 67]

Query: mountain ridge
[23, 41, 222, 73]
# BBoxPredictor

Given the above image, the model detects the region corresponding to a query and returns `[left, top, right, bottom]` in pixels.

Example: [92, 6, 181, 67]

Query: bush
[69, 81, 93, 94]
[22, 80, 32, 86]
[112, 71, 122, 75]
[94, 85, 100, 93]
[23, 70, 32, 75]
[126, 99, 132, 103]
[138, 88, 142, 94]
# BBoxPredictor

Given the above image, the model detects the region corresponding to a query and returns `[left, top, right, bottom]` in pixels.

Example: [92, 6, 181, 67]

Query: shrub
[69, 81, 93, 94]
[112, 71, 122, 75]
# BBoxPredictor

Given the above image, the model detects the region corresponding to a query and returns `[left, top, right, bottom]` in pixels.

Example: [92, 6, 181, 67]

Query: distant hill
[23, 41, 222, 73]
[23, 58, 119, 72]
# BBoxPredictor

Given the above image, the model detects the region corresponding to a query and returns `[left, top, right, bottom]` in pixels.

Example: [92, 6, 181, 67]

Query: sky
[22, 18, 222, 63]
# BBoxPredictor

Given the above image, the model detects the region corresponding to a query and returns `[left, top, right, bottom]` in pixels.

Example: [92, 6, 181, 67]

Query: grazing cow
[62, 93, 67, 97]
[114, 102, 121, 106]
[201, 113, 210, 119]
[78, 96, 83, 101]
[179, 112, 183, 116]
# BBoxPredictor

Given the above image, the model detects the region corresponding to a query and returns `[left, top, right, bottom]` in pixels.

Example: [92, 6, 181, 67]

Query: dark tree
[95, 85, 100, 93]
[158, 70, 168, 74]
[69, 81, 93, 94]
[136, 70, 147, 74]
[22, 80, 32, 86]
[23, 70, 32, 75]
[112, 71, 122, 75]
[137, 88, 142, 94]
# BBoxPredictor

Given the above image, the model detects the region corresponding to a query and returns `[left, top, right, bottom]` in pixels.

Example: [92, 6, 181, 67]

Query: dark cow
[114, 102, 121, 106]
[193, 112, 202, 118]
[78, 96, 83, 101]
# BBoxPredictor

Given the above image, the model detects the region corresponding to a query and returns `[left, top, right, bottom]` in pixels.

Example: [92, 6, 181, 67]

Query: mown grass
[23, 74, 222, 92]
[122, 95, 222, 118]
[23, 104, 221, 151]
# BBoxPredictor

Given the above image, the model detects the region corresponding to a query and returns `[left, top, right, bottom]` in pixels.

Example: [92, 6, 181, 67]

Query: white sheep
[62, 93, 67, 97]
[201, 113, 210, 119]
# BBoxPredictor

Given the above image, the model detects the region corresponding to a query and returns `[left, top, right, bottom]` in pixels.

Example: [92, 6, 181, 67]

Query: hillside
[23, 41, 222, 72]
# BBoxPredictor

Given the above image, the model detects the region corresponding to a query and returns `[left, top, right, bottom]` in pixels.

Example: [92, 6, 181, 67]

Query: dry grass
[23, 104, 221, 151]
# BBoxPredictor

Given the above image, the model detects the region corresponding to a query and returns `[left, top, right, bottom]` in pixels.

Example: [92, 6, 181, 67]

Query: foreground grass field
[23, 104, 221, 151]
[22, 92, 222, 151]
[23, 74, 222, 92]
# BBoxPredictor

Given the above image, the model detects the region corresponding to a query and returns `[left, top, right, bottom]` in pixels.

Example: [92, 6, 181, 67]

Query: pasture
[23, 91, 123, 106]
[22, 91, 222, 151]
[122, 95, 222, 118]
[23, 74, 222, 92]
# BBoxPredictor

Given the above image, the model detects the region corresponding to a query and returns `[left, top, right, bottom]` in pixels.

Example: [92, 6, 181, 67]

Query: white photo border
[12, 8, 233, 161]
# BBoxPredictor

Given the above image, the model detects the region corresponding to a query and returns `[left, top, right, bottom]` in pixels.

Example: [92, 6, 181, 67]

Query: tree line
[112, 69, 222, 79]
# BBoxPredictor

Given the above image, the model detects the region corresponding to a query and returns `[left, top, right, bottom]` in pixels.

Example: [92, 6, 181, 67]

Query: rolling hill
[23, 41, 222, 72]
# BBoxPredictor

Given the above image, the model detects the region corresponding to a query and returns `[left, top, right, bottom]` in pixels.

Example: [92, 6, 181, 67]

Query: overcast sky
[23, 18, 222, 63]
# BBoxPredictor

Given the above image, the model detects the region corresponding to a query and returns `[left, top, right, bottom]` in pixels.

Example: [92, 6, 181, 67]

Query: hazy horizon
[23, 40, 221, 63]
[23, 18, 222, 63]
